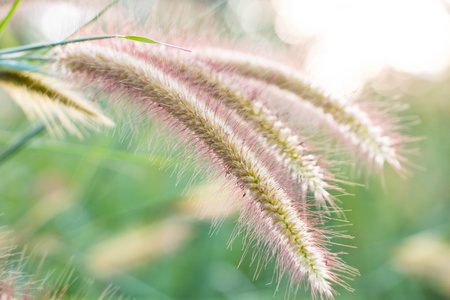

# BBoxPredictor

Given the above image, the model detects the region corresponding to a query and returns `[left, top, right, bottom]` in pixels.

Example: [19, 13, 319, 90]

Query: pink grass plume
[54, 43, 358, 299]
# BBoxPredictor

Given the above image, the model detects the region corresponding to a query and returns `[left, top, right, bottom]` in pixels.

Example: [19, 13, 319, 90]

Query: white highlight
[40, 3, 84, 40]
[272, 0, 450, 95]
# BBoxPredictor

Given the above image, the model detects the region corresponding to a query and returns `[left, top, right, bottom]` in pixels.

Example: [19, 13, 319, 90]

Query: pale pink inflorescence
[54, 44, 356, 299]
[0, 230, 77, 300]
[0, 70, 114, 138]
[121, 47, 340, 210]
[195, 48, 407, 173]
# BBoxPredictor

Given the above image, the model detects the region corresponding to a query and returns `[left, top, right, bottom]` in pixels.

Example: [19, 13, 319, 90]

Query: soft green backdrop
[0, 1, 449, 299]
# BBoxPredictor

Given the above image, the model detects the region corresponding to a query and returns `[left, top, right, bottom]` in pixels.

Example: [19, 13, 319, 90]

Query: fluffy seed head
[0, 70, 114, 138]
[112, 46, 340, 210]
[54, 44, 356, 299]
[194, 48, 409, 173]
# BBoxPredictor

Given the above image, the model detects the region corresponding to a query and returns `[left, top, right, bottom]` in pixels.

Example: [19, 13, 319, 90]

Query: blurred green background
[0, 0, 449, 299]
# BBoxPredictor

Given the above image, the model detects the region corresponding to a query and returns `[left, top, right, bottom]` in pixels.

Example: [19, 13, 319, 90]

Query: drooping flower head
[54, 43, 358, 299]
[36, 0, 413, 298]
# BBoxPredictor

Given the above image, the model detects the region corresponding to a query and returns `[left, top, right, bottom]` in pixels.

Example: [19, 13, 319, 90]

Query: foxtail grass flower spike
[0, 230, 76, 299]
[195, 48, 407, 173]
[0, 70, 114, 138]
[54, 44, 356, 299]
[128, 49, 340, 210]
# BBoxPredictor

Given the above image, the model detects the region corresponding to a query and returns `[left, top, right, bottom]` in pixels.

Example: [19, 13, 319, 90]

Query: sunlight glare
[272, 0, 450, 95]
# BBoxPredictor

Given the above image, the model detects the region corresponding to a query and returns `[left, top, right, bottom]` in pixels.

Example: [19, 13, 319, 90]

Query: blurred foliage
[0, 0, 449, 299]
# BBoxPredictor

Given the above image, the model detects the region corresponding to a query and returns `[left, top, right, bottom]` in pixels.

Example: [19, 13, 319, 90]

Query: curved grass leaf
[0, 59, 41, 72]
[0, 123, 45, 164]
[0, 130, 175, 169]
[0, 0, 22, 35]
[0, 35, 190, 56]
[68, 0, 120, 38]
[117, 35, 191, 52]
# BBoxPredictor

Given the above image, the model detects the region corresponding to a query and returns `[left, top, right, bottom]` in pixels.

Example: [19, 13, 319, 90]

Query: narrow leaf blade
[0, 59, 41, 72]
[0, 35, 190, 56]
[117, 35, 191, 52]
[0, 0, 23, 35]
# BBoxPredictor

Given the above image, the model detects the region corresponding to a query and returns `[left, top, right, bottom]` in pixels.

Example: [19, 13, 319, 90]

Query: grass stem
[0, 122, 45, 164]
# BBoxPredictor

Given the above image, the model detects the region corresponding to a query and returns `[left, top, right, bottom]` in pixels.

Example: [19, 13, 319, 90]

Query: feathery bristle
[54, 44, 355, 299]
[107, 45, 340, 210]
[194, 48, 407, 173]
[0, 70, 114, 138]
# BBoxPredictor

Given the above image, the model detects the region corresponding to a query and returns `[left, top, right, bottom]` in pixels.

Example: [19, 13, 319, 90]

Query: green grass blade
[0, 131, 175, 169]
[1, 55, 47, 61]
[0, 0, 23, 36]
[117, 35, 191, 51]
[0, 34, 190, 56]
[118, 35, 160, 44]
[67, 0, 120, 38]
[0, 59, 41, 72]
[0, 123, 46, 165]
[0, 35, 117, 55]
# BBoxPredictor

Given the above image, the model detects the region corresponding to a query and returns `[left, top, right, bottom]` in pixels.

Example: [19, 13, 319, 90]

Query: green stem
[67, 0, 120, 38]
[0, 123, 46, 164]
[0, 0, 23, 35]
[0, 56, 48, 61]
[0, 34, 189, 56]
[0, 35, 117, 55]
